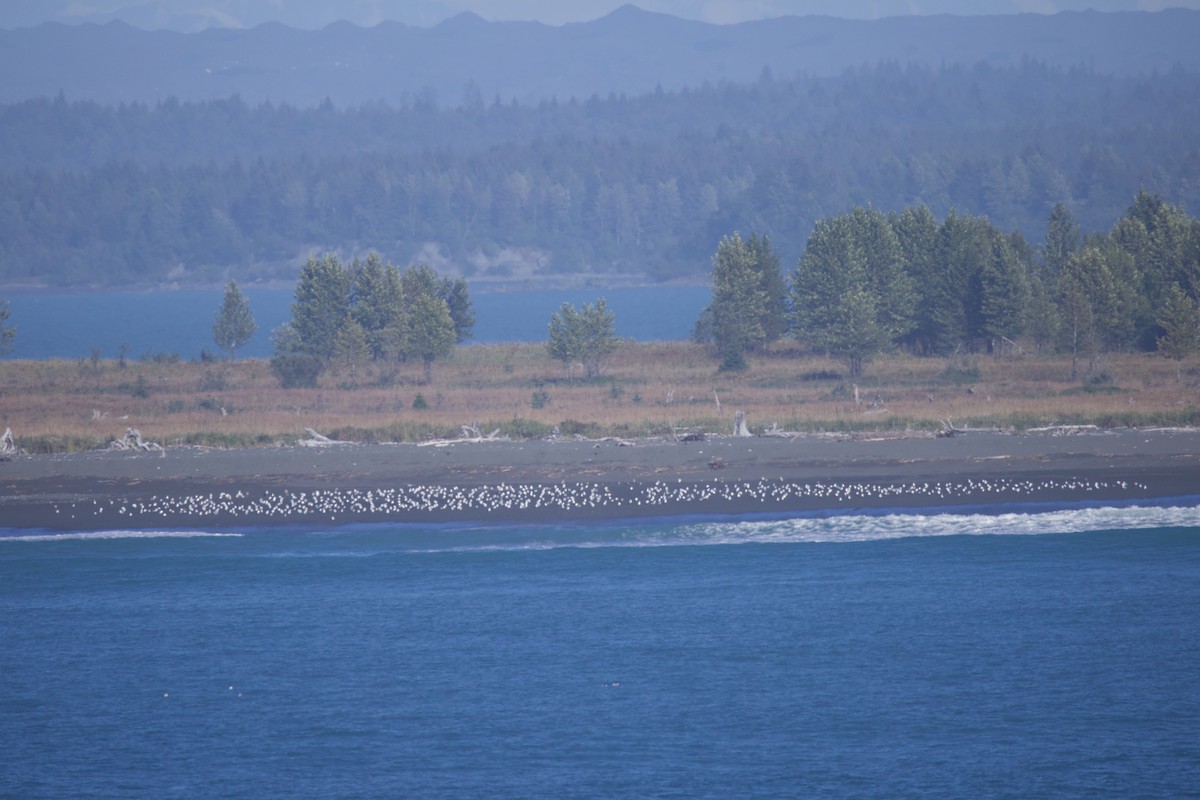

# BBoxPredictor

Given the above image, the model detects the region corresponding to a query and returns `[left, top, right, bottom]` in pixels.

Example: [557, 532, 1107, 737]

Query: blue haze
[2, 512, 1200, 799]
[1, 286, 711, 360]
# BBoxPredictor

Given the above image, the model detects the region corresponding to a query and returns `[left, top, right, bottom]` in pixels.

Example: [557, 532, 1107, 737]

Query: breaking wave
[422, 503, 1200, 552]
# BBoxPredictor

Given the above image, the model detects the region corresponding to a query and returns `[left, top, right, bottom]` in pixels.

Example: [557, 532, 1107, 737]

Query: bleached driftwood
[418, 424, 510, 447]
[1, 427, 24, 455]
[297, 428, 352, 447]
[573, 435, 637, 447]
[937, 418, 1010, 437]
[762, 422, 801, 439]
[733, 410, 752, 437]
[935, 419, 965, 438]
[108, 427, 163, 452]
[1027, 424, 1101, 436]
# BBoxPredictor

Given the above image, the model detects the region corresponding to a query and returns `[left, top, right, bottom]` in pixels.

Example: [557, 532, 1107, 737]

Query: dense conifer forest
[2, 62, 1198, 287]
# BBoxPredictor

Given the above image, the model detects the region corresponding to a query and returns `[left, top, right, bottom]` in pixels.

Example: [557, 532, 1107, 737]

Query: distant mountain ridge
[1, 6, 1197, 106]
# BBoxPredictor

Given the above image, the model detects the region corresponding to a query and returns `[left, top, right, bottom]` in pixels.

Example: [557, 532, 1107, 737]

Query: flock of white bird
[53, 475, 1144, 525]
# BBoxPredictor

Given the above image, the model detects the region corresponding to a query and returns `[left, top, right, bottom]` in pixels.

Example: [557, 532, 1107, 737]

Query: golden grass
[2, 343, 1198, 452]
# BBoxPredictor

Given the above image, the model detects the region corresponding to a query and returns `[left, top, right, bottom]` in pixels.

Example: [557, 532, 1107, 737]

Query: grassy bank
[2, 342, 1198, 453]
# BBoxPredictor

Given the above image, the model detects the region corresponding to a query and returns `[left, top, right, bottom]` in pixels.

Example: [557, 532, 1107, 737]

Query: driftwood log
[418, 424, 510, 448]
[108, 427, 163, 452]
[1, 427, 23, 455]
[297, 428, 352, 447]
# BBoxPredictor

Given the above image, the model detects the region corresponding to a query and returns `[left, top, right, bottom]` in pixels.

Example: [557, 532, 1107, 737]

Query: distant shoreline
[3, 430, 1197, 533]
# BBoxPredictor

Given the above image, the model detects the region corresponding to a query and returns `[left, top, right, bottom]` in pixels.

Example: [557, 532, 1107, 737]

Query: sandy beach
[2, 429, 1198, 531]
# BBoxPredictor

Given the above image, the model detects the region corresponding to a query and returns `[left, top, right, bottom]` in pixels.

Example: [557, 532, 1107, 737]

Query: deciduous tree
[547, 298, 618, 379]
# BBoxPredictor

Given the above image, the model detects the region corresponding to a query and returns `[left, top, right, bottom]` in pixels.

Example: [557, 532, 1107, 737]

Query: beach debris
[418, 424, 510, 447]
[762, 423, 801, 439]
[679, 431, 706, 443]
[708, 457, 726, 470]
[108, 427, 163, 452]
[297, 428, 352, 447]
[733, 410, 752, 437]
[937, 419, 965, 437]
[1027, 424, 1102, 436]
[1, 427, 24, 456]
[460, 424, 504, 441]
[575, 435, 636, 447]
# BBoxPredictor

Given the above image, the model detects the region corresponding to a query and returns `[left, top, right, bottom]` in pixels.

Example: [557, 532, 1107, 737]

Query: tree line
[700, 191, 1200, 377]
[270, 255, 473, 387]
[2, 62, 1199, 286]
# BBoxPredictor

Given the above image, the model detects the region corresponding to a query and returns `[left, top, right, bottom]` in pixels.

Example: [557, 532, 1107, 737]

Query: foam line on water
[670, 504, 1200, 546]
[0, 530, 243, 542]
[425, 504, 1200, 552]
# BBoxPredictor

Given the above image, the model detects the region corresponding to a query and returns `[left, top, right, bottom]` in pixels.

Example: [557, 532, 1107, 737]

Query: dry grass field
[2, 342, 1198, 453]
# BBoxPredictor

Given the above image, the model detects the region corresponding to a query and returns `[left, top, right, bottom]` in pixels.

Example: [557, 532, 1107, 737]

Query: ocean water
[3, 506, 1199, 799]
[0, 285, 711, 360]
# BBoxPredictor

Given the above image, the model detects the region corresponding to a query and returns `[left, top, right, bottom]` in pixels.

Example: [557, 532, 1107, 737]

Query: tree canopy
[701, 192, 1200, 378]
[0, 299, 14, 356]
[212, 280, 258, 357]
[274, 253, 469, 386]
[546, 298, 619, 379]
[3, 64, 1199, 287]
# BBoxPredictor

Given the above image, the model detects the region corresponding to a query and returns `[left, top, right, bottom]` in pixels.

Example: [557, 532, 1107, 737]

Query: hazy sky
[456, 1, 1200, 25]
[7, 0, 1200, 30]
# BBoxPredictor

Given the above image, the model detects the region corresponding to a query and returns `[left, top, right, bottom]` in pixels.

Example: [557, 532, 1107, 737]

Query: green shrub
[270, 353, 322, 388]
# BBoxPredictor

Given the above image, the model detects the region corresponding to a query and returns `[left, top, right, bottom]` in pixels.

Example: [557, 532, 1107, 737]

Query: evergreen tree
[405, 292, 456, 384]
[890, 205, 940, 354]
[978, 228, 1029, 350]
[1110, 191, 1199, 345]
[927, 211, 989, 353]
[1023, 275, 1060, 354]
[791, 208, 914, 378]
[291, 254, 351, 361]
[333, 314, 371, 386]
[212, 280, 257, 358]
[400, 264, 475, 343]
[746, 233, 787, 346]
[1056, 246, 1118, 380]
[706, 233, 770, 371]
[1043, 202, 1080, 279]
[441, 276, 476, 343]
[0, 299, 14, 356]
[351, 254, 406, 359]
[1156, 284, 1200, 360]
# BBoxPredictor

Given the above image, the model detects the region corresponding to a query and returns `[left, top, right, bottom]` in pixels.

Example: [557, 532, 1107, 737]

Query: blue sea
[0, 285, 711, 360]
[3, 507, 1200, 799]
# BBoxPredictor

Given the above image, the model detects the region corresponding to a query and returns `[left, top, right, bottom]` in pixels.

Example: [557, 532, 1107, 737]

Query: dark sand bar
[2, 429, 1198, 531]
